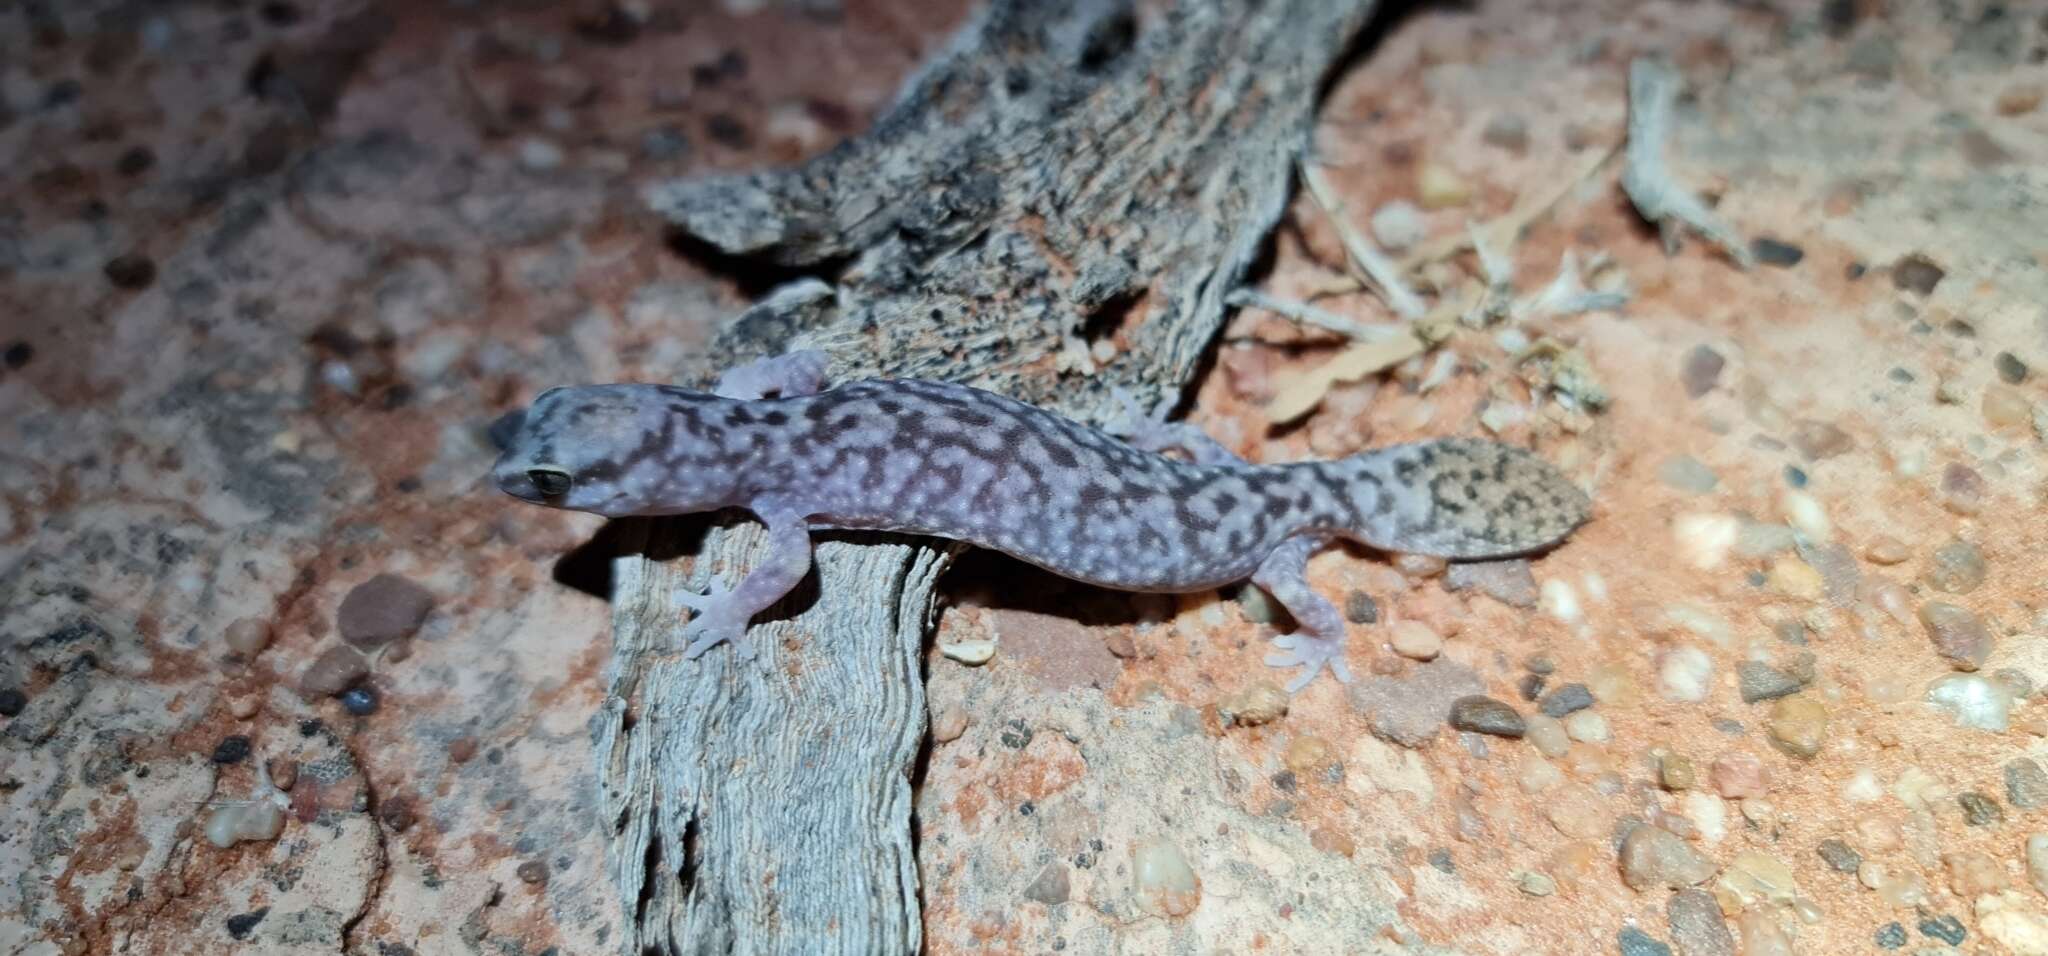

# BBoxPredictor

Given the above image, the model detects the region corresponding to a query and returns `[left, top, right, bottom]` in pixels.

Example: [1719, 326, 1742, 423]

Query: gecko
[490, 351, 1591, 691]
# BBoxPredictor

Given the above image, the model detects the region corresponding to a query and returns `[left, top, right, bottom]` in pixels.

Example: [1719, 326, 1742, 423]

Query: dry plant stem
[604, 1, 1382, 953]
[1225, 288, 1408, 343]
[1299, 159, 1429, 319]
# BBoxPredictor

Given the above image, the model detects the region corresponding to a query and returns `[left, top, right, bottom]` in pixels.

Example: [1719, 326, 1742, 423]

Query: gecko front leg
[1106, 385, 1243, 466]
[713, 350, 831, 400]
[1251, 533, 1353, 692]
[676, 501, 816, 658]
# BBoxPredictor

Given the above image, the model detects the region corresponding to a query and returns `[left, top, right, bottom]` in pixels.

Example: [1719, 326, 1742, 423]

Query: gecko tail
[1336, 437, 1592, 560]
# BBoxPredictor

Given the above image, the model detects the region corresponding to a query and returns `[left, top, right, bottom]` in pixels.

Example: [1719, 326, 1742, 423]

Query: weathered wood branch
[598, 1, 1378, 952]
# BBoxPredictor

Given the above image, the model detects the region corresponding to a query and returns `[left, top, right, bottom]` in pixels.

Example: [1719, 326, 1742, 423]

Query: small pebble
[1680, 345, 1726, 399]
[1563, 710, 1609, 744]
[204, 802, 285, 848]
[1781, 464, 1806, 488]
[1369, 200, 1426, 251]
[1220, 682, 1288, 727]
[1517, 672, 1546, 701]
[939, 639, 996, 665]
[1525, 714, 1571, 758]
[1620, 824, 1717, 889]
[1939, 462, 1986, 515]
[299, 645, 369, 698]
[1516, 870, 1555, 896]
[1918, 914, 1966, 945]
[1985, 386, 2033, 429]
[104, 254, 157, 290]
[1658, 753, 1696, 791]
[1131, 839, 1200, 917]
[1442, 559, 1539, 609]
[1926, 539, 1987, 594]
[1863, 535, 1911, 564]
[1874, 922, 1906, 949]
[1766, 695, 1828, 759]
[1711, 752, 1770, 798]
[267, 758, 298, 790]
[1945, 848, 2007, 896]
[224, 618, 272, 656]
[2026, 834, 2048, 896]
[378, 794, 417, 833]
[1538, 683, 1594, 718]
[1237, 584, 1282, 624]
[1780, 490, 1832, 539]
[1959, 790, 2004, 826]
[1926, 674, 2015, 731]
[338, 574, 435, 649]
[0, 688, 27, 718]
[1022, 862, 1070, 905]
[1416, 162, 1471, 209]
[1918, 601, 1993, 671]
[1447, 695, 1525, 737]
[1750, 237, 1804, 267]
[1481, 114, 1529, 153]
[1389, 621, 1441, 660]
[340, 685, 379, 716]
[1657, 455, 1720, 494]
[931, 706, 968, 743]
[212, 735, 252, 764]
[2007, 758, 2048, 809]
[1666, 888, 1735, 956]
[1995, 351, 2030, 384]
[1738, 661, 1806, 704]
[517, 860, 549, 885]
[1787, 421, 1853, 462]
[1616, 927, 1673, 956]
[1816, 838, 1862, 873]
[1891, 254, 1945, 295]
[1343, 590, 1378, 624]
[1657, 647, 1713, 703]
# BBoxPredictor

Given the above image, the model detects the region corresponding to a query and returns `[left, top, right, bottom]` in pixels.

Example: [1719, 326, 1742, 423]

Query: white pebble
[2027, 834, 2048, 896]
[1658, 646, 1714, 703]
[1581, 572, 1608, 604]
[1389, 621, 1442, 660]
[1842, 768, 1885, 803]
[1684, 791, 1728, 846]
[1563, 710, 1610, 743]
[1525, 714, 1571, 758]
[1674, 513, 1740, 570]
[938, 639, 997, 665]
[1541, 579, 1581, 624]
[1782, 491, 1831, 540]
[1926, 674, 2013, 731]
[204, 802, 285, 849]
[1370, 200, 1427, 251]
[1131, 838, 1201, 917]
[1518, 753, 1564, 793]
[519, 138, 565, 171]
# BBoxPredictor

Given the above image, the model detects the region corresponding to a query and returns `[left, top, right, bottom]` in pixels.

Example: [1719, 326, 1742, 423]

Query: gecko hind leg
[674, 503, 816, 660]
[713, 350, 832, 400]
[1250, 533, 1353, 693]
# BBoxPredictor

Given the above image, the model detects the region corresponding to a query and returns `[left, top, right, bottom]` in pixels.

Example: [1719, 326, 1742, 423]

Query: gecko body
[492, 353, 1590, 690]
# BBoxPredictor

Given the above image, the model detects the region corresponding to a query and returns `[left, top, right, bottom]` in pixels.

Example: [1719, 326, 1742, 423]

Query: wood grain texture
[601, 0, 1378, 951]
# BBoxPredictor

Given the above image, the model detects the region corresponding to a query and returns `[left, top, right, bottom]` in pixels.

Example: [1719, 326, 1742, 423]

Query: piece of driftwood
[596, 1, 1379, 952]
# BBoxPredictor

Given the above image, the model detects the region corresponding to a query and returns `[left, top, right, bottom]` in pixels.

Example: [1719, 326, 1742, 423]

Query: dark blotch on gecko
[492, 351, 1591, 691]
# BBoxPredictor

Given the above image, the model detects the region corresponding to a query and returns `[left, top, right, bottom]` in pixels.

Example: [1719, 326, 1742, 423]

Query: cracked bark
[597, 1, 1378, 952]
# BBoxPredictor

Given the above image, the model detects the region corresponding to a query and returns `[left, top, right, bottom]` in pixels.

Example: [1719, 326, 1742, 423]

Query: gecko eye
[527, 469, 572, 498]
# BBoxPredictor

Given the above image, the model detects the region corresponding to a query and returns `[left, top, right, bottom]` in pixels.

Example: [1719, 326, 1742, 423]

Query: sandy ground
[3, 1, 2046, 954]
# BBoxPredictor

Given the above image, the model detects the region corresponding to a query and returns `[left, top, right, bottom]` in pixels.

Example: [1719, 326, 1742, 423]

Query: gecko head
[490, 384, 683, 517]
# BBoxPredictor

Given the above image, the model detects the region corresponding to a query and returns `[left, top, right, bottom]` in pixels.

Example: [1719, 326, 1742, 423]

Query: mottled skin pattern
[493, 352, 1591, 690]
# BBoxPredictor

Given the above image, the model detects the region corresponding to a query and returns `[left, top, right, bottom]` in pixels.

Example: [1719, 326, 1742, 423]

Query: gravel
[1666, 888, 1735, 956]
[1816, 838, 1862, 873]
[338, 573, 436, 649]
[2008, 758, 2048, 810]
[1737, 661, 1807, 703]
[1448, 695, 1526, 737]
[1539, 682, 1595, 718]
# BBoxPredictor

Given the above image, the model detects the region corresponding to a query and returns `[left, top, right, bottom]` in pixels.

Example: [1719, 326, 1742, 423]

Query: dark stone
[1538, 683, 1594, 718]
[1959, 790, 2004, 826]
[211, 735, 252, 764]
[1891, 254, 1945, 295]
[2, 341, 31, 369]
[225, 907, 269, 940]
[999, 719, 1033, 749]
[1517, 672, 1546, 702]
[1782, 465, 1807, 488]
[1737, 661, 1806, 703]
[340, 685, 379, 716]
[337, 574, 434, 648]
[1680, 345, 1725, 399]
[1874, 921, 1905, 949]
[0, 688, 26, 717]
[516, 860, 549, 885]
[2007, 757, 2048, 809]
[1995, 351, 2029, 384]
[104, 254, 157, 290]
[1022, 862, 1070, 905]
[378, 794, 416, 832]
[1918, 914, 1965, 945]
[1343, 590, 1377, 624]
[1616, 926, 1673, 956]
[259, 2, 302, 27]
[1270, 770, 1296, 793]
[705, 113, 751, 149]
[1751, 237, 1804, 267]
[1448, 695, 1526, 737]
[1815, 838, 1862, 873]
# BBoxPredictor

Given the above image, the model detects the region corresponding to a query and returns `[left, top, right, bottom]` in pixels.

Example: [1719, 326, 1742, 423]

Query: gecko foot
[1265, 633, 1355, 693]
[672, 580, 751, 659]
